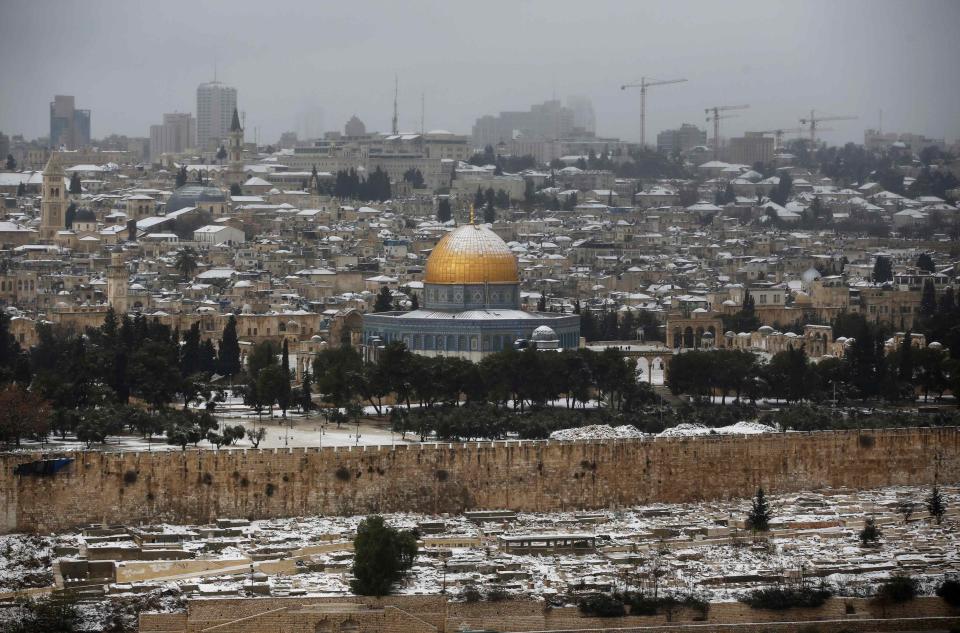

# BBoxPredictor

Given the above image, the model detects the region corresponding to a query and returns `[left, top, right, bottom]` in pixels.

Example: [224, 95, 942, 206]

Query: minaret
[106, 250, 128, 313]
[39, 152, 66, 242]
[227, 108, 244, 186]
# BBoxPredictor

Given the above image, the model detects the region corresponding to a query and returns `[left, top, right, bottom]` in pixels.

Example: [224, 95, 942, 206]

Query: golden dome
[424, 224, 519, 284]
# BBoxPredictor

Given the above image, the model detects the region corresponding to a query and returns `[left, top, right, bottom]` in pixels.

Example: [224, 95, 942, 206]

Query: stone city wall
[1, 427, 957, 534]
[136, 596, 960, 633]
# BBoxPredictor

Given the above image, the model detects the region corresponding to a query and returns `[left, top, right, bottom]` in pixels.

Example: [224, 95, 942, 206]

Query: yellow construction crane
[705, 104, 749, 159]
[620, 77, 687, 148]
[799, 110, 857, 143]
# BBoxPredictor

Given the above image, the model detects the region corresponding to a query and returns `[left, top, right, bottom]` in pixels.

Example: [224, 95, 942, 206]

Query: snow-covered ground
[549, 421, 779, 440]
[5, 485, 956, 609]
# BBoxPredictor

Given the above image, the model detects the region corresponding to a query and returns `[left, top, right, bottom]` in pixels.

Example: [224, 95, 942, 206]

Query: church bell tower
[106, 250, 128, 313]
[226, 108, 244, 187]
[39, 152, 66, 242]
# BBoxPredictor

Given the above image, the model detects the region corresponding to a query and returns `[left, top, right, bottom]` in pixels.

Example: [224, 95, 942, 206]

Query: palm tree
[174, 248, 198, 281]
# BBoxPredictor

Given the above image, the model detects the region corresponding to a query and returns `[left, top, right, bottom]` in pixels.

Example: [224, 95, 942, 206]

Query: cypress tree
[218, 315, 242, 378]
[300, 368, 313, 412]
[926, 485, 946, 524]
[747, 487, 772, 532]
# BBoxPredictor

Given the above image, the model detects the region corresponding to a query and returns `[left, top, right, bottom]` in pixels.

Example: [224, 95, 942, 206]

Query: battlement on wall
[1, 427, 957, 534]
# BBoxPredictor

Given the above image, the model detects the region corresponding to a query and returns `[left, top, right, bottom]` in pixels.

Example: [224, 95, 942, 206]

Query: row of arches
[671, 325, 717, 350]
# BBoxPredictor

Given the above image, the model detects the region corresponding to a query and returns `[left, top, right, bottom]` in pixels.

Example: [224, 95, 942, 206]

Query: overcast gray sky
[2, 0, 958, 146]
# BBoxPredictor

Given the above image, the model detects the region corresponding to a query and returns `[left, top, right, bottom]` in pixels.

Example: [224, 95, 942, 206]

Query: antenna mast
[392, 76, 399, 135]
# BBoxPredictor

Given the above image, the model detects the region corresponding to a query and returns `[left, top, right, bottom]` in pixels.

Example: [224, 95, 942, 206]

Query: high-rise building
[727, 132, 775, 166]
[472, 100, 576, 148]
[149, 113, 196, 161]
[656, 123, 706, 155]
[344, 115, 366, 137]
[566, 96, 596, 135]
[196, 81, 237, 150]
[49, 95, 91, 150]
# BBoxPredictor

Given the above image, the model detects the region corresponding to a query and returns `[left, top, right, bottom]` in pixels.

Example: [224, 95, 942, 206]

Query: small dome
[167, 184, 226, 212]
[74, 207, 96, 221]
[531, 325, 559, 342]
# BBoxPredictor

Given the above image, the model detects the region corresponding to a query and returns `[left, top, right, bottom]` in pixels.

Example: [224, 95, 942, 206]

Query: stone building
[39, 153, 67, 241]
[363, 223, 579, 361]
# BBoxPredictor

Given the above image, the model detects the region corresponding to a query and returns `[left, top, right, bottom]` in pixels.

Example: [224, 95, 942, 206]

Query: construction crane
[798, 110, 857, 143]
[705, 104, 749, 159]
[620, 77, 687, 148]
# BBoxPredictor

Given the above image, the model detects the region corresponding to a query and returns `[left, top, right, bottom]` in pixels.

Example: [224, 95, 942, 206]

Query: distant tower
[39, 152, 66, 242]
[391, 76, 399, 135]
[345, 115, 366, 137]
[106, 250, 128, 313]
[226, 108, 244, 187]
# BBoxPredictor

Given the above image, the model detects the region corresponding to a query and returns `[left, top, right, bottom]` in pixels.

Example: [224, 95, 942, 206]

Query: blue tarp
[14, 457, 74, 476]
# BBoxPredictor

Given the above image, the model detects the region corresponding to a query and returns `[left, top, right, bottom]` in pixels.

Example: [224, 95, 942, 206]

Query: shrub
[462, 585, 481, 603]
[875, 574, 918, 604]
[123, 470, 138, 485]
[937, 579, 960, 607]
[265, 482, 276, 497]
[859, 517, 881, 545]
[335, 466, 351, 482]
[486, 587, 509, 602]
[350, 515, 418, 596]
[578, 593, 626, 617]
[746, 487, 772, 532]
[741, 586, 832, 610]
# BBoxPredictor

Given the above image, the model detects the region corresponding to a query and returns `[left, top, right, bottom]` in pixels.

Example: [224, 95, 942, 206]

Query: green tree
[64, 202, 77, 228]
[769, 172, 792, 206]
[299, 368, 314, 412]
[216, 146, 227, 162]
[373, 286, 393, 312]
[483, 202, 496, 224]
[896, 332, 915, 383]
[218, 316, 242, 378]
[174, 247, 198, 281]
[229, 183, 242, 196]
[175, 166, 187, 188]
[917, 252, 935, 273]
[130, 340, 181, 410]
[68, 172, 81, 194]
[859, 516, 881, 546]
[5, 154, 16, 170]
[350, 515, 418, 596]
[926, 485, 946, 524]
[746, 487, 772, 532]
[278, 339, 292, 417]
[437, 198, 452, 223]
[920, 279, 937, 318]
[246, 426, 266, 448]
[872, 255, 893, 284]
[403, 167, 424, 188]
[766, 347, 815, 403]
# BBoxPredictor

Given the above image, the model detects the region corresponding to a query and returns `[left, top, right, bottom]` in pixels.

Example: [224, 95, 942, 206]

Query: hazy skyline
[2, 0, 958, 147]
